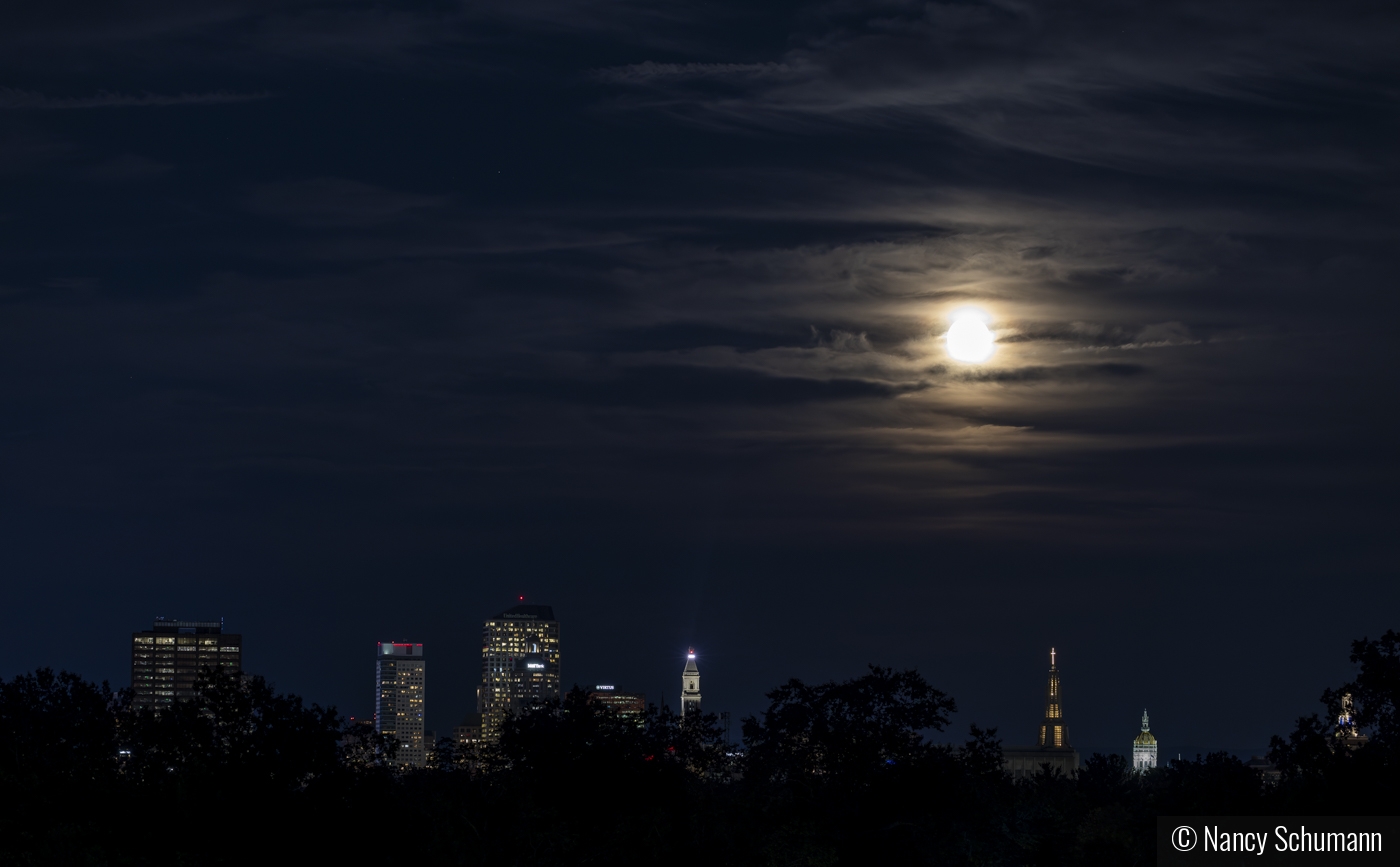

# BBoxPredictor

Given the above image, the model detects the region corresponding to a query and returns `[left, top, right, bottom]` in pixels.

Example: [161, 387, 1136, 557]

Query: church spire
[1036, 647, 1069, 749]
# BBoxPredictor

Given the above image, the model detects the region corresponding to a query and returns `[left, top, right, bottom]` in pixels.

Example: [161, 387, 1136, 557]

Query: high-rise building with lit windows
[130, 618, 242, 709]
[1001, 648, 1080, 779]
[453, 713, 484, 750]
[681, 649, 701, 718]
[481, 604, 560, 742]
[375, 642, 426, 768]
[589, 686, 646, 721]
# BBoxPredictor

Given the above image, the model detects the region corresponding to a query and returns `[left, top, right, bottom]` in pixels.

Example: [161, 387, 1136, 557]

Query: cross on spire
[1037, 647, 1068, 749]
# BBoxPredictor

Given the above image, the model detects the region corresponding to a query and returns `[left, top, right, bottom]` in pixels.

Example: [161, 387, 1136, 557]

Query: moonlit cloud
[0, 0, 1395, 755]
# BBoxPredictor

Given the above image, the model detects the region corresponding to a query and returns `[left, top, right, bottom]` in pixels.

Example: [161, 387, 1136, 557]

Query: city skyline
[120, 608, 1187, 763]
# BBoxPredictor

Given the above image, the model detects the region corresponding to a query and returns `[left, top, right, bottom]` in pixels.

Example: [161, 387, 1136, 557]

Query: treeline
[5, 634, 1400, 866]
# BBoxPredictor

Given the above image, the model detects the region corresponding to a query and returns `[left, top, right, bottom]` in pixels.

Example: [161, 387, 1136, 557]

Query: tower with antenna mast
[681, 648, 702, 718]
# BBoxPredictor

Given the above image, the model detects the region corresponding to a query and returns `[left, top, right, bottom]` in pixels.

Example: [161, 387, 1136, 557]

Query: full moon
[946, 311, 995, 362]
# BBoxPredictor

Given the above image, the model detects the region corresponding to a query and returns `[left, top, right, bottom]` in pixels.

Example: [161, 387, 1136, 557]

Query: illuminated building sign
[526, 662, 545, 669]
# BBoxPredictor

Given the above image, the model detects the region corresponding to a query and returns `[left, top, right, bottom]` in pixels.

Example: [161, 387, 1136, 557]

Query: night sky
[2, 1, 1397, 760]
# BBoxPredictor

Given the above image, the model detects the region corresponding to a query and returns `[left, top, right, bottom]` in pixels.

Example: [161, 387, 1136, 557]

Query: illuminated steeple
[1336, 692, 1369, 750]
[1036, 647, 1069, 749]
[1002, 648, 1080, 779]
[1338, 693, 1359, 738]
[681, 648, 701, 718]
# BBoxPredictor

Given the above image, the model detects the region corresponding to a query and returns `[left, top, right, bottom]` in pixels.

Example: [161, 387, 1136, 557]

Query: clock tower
[681, 648, 702, 718]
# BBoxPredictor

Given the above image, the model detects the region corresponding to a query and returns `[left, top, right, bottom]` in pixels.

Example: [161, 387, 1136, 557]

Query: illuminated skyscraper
[681, 648, 701, 718]
[130, 618, 241, 709]
[1132, 710, 1158, 771]
[481, 604, 560, 741]
[1001, 648, 1080, 779]
[375, 642, 426, 768]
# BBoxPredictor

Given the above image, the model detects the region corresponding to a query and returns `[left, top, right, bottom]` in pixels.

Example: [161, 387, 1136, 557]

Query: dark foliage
[120, 666, 343, 789]
[1265, 630, 1400, 810]
[742, 665, 956, 785]
[3, 639, 1400, 866]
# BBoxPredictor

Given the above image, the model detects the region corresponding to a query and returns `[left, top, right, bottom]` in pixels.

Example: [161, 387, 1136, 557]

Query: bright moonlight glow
[946, 312, 995, 362]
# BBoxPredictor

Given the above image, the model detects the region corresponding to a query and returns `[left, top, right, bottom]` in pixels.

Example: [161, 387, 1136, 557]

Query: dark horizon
[53, 575, 1366, 762]
[2, 0, 1396, 768]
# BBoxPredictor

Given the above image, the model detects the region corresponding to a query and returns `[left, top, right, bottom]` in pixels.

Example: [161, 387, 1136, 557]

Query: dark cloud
[84, 153, 174, 182]
[957, 363, 1148, 384]
[511, 364, 915, 407]
[0, 127, 72, 174]
[589, 321, 808, 353]
[246, 178, 448, 227]
[0, 0, 1396, 762]
[0, 87, 268, 109]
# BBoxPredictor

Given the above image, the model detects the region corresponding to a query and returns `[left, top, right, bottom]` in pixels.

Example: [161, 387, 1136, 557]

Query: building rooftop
[144, 618, 227, 633]
[492, 604, 556, 620]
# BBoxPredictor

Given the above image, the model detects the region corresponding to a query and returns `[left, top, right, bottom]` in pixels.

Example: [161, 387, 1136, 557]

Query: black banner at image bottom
[1158, 817, 1399, 865]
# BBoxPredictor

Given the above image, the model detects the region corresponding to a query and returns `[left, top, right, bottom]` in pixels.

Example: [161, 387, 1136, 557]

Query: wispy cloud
[0, 88, 269, 110]
[597, 2, 1398, 179]
[596, 61, 792, 83]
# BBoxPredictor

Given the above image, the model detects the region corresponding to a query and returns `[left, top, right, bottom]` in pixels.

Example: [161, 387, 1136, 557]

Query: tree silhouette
[742, 664, 955, 785]
[120, 665, 343, 791]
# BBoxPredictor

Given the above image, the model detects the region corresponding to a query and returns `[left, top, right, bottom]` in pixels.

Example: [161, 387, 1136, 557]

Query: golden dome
[1134, 730, 1157, 746]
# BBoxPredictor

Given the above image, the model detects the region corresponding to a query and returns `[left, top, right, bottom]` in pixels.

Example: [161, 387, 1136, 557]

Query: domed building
[1132, 709, 1157, 771]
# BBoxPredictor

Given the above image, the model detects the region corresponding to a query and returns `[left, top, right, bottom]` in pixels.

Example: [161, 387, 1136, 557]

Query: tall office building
[1132, 709, 1158, 771]
[1001, 648, 1080, 779]
[681, 648, 701, 718]
[130, 618, 242, 709]
[453, 713, 484, 751]
[481, 604, 560, 741]
[589, 685, 647, 721]
[375, 642, 426, 768]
